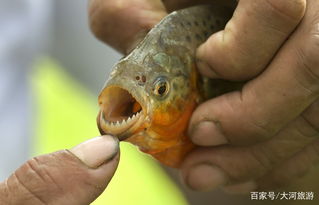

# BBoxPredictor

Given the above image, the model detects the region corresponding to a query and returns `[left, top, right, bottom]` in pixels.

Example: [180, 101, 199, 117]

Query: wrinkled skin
[89, 0, 319, 197]
[0, 136, 119, 204]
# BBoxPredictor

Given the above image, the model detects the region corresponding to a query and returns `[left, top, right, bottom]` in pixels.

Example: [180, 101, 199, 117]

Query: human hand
[182, 0, 319, 192]
[0, 136, 119, 204]
[88, 0, 235, 54]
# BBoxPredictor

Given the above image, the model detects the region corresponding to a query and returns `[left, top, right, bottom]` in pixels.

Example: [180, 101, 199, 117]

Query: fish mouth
[98, 86, 145, 140]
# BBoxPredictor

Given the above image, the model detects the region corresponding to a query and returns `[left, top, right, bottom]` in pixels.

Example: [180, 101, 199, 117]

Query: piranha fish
[97, 5, 238, 167]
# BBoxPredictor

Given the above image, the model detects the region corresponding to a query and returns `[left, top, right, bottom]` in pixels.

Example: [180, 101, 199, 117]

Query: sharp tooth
[116, 121, 120, 126]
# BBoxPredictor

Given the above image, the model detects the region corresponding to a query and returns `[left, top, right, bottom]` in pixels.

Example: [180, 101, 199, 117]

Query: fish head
[97, 46, 200, 154]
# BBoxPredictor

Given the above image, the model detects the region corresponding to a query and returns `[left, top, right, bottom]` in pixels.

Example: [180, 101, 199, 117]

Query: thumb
[0, 135, 119, 205]
[196, 0, 305, 80]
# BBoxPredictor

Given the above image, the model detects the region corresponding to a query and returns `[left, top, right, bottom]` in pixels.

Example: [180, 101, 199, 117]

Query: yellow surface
[31, 59, 188, 205]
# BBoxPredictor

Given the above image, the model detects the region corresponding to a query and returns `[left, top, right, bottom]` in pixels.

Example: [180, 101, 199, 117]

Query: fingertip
[70, 135, 119, 168]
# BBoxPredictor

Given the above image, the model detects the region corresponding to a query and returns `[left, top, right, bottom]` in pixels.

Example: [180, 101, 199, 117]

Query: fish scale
[97, 5, 239, 167]
[131, 5, 231, 62]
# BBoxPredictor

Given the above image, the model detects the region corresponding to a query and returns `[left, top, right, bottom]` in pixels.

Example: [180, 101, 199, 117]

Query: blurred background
[50, 0, 120, 94]
[0, 1, 252, 204]
[0, 0, 119, 180]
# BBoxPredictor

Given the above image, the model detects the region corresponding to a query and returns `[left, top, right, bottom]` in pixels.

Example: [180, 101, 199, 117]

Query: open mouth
[98, 86, 144, 136]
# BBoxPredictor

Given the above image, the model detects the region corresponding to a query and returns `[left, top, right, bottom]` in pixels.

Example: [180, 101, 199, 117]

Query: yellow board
[31, 58, 188, 205]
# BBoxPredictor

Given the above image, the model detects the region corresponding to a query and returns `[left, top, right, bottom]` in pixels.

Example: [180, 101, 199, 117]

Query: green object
[31, 58, 188, 205]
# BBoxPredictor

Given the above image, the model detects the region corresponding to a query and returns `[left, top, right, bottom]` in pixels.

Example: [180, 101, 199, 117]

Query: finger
[89, 0, 167, 54]
[256, 140, 319, 190]
[190, 0, 319, 145]
[162, 0, 236, 12]
[197, 0, 306, 80]
[182, 113, 318, 191]
[0, 136, 119, 205]
[256, 99, 319, 190]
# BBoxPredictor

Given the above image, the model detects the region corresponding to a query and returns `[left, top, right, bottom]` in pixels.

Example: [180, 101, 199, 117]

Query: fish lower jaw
[100, 111, 143, 135]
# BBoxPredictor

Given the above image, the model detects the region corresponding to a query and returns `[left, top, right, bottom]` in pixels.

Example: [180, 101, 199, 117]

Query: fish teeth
[102, 110, 143, 129]
[133, 112, 140, 119]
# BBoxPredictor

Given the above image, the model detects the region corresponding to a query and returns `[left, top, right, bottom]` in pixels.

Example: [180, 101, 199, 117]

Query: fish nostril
[142, 75, 146, 83]
[136, 76, 140, 80]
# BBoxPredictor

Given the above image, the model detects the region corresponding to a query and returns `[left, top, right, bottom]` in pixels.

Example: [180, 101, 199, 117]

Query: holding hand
[183, 0, 319, 192]
[0, 136, 119, 204]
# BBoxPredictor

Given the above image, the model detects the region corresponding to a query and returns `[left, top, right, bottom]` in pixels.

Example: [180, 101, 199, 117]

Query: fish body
[97, 5, 234, 167]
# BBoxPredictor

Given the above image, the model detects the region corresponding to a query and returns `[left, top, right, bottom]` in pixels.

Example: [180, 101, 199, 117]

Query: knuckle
[247, 116, 278, 140]
[11, 158, 49, 204]
[26, 157, 62, 190]
[14, 156, 64, 199]
[265, 0, 306, 22]
[88, 8, 104, 41]
[225, 147, 273, 182]
[1, 180, 10, 204]
[13, 174, 46, 205]
[88, 0, 126, 42]
[88, 3, 108, 41]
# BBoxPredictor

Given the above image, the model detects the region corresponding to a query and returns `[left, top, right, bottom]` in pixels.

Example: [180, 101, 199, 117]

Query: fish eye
[153, 77, 169, 97]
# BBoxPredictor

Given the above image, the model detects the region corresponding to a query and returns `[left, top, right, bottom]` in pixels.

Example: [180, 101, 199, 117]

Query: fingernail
[191, 121, 228, 146]
[70, 136, 119, 168]
[223, 181, 257, 194]
[186, 164, 227, 191]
